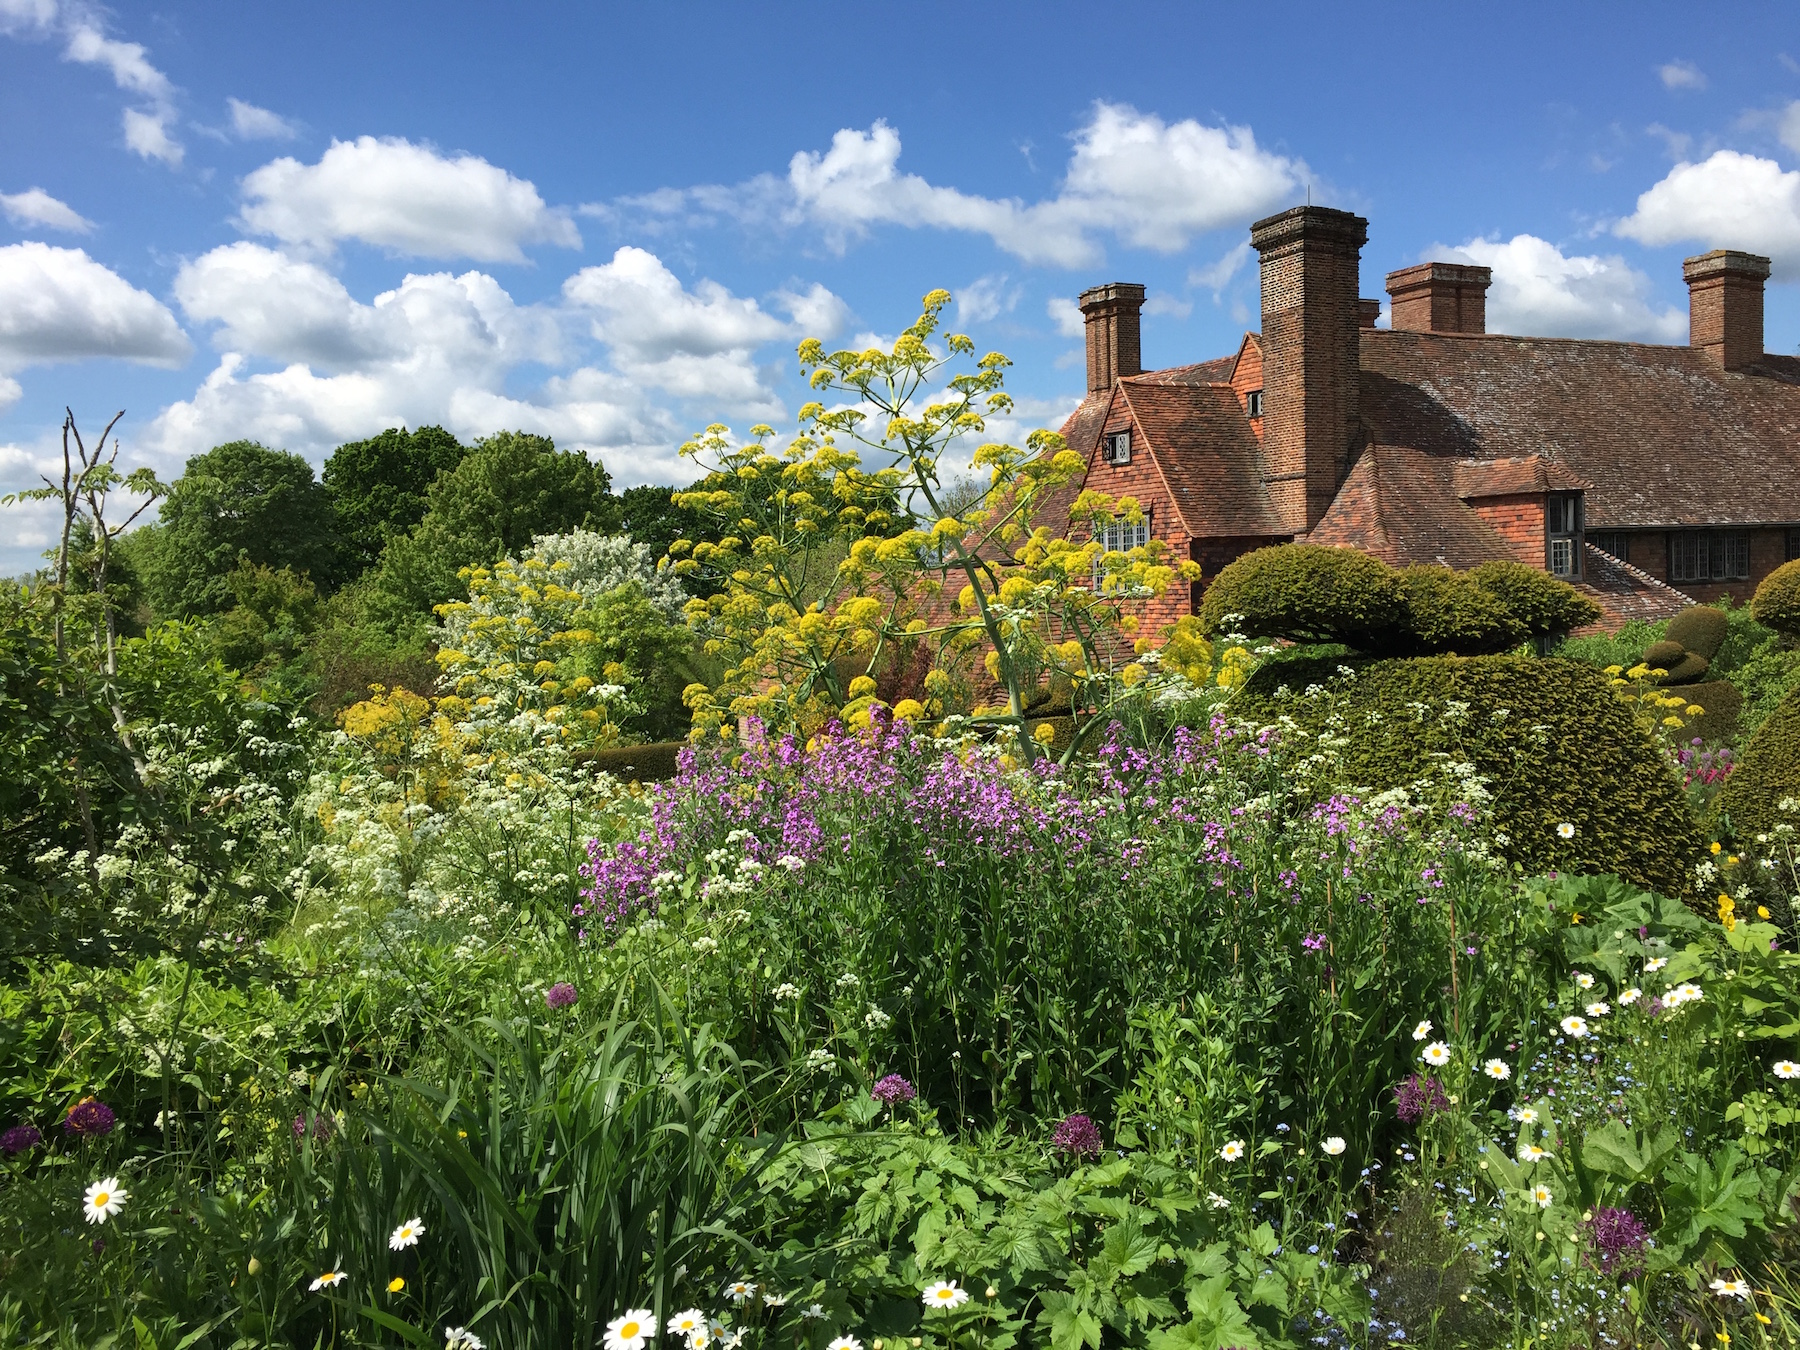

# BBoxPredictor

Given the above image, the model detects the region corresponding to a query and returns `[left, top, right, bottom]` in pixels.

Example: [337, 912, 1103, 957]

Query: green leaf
[1581, 1120, 1677, 1183]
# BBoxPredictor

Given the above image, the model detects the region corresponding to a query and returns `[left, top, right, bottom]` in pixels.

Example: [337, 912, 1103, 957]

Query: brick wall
[1609, 526, 1788, 605]
[1085, 400, 1193, 636]
[1683, 251, 1770, 372]
[1467, 494, 1546, 566]
[1229, 337, 1264, 440]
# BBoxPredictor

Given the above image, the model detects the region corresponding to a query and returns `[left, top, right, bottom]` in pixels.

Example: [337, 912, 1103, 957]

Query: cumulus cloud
[122, 107, 183, 166]
[1435, 234, 1685, 342]
[0, 241, 190, 370]
[956, 275, 1019, 325]
[1781, 101, 1800, 156]
[1614, 149, 1800, 273]
[61, 20, 183, 166]
[238, 136, 582, 262]
[772, 282, 851, 341]
[228, 97, 297, 141]
[0, 186, 92, 232]
[1658, 59, 1706, 91]
[1047, 296, 1084, 339]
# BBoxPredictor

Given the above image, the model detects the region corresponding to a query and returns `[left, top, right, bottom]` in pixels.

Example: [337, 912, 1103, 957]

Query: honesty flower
[1321, 1136, 1347, 1156]
[1531, 1184, 1554, 1208]
[1219, 1139, 1245, 1161]
[310, 1267, 348, 1291]
[1586, 1001, 1611, 1017]
[724, 1280, 757, 1303]
[1574, 972, 1595, 990]
[390, 1217, 425, 1250]
[82, 1176, 127, 1225]
[1484, 1059, 1511, 1080]
[923, 1280, 971, 1311]
[1774, 1061, 1800, 1080]
[1710, 1277, 1751, 1300]
[1619, 987, 1642, 1004]
[1420, 1041, 1451, 1067]
[667, 1310, 706, 1339]
[1643, 957, 1668, 973]
[1560, 1016, 1589, 1039]
[1412, 1019, 1433, 1041]
[606, 1309, 655, 1350]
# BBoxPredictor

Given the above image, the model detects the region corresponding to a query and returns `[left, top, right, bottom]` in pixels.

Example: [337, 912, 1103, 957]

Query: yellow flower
[1711, 841, 1722, 854]
[388, 1277, 405, 1293]
[847, 675, 878, 699]
[1686, 704, 1705, 716]
[1033, 722, 1057, 746]
[1758, 906, 1771, 919]
[893, 699, 925, 722]
[1119, 662, 1147, 687]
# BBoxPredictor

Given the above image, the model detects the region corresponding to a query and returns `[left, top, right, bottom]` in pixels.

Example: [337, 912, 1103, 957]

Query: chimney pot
[1358, 298, 1382, 329]
[1078, 282, 1146, 397]
[1384, 262, 1492, 334]
[1683, 249, 1770, 371]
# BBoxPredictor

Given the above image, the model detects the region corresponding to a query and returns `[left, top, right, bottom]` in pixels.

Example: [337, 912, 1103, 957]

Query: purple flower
[1584, 1206, 1651, 1275]
[1393, 1074, 1450, 1125]
[63, 1098, 115, 1138]
[545, 982, 579, 1010]
[1301, 933, 1325, 952]
[871, 1074, 916, 1108]
[292, 1112, 334, 1143]
[1, 1123, 42, 1155]
[1052, 1112, 1103, 1158]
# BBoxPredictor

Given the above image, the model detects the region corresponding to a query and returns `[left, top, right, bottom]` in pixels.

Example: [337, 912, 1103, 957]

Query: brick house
[1051, 205, 1800, 632]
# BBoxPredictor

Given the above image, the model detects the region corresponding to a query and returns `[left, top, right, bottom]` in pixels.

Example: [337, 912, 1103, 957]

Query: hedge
[1715, 683, 1800, 847]
[1664, 679, 1743, 744]
[575, 741, 685, 783]
[1752, 559, 1800, 638]
[1236, 654, 1705, 901]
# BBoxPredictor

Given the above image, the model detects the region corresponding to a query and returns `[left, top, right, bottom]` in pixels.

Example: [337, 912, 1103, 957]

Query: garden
[4, 293, 1800, 1350]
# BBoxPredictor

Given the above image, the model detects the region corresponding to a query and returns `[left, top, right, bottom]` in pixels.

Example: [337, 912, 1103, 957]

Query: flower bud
[247, 1257, 261, 1276]
[985, 1287, 997, 1300]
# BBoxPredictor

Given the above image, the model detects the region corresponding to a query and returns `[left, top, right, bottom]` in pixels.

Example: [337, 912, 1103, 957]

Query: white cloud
[122, 107, 183, 166]
[1777, 100, 1800, 156]
[0, 241, 190, 370]
[1143, 292, 1193, 319]
[227, 97, 297, 141]
[1189, 240, 1252, 293]
[1436, 234, 1685, 342]
[0, 374, 20, 411]
[772, 282, 851, 341]
[0, 0, 55, 34]
[956, 275, 1018, 325]
[0, 186, 92, 232]
[1614, 150, 1800, 273]
[238, 136, 581, 262]
[64, 23, 171, 100]
[1047, 296, 1084, 339]
[1658, 60, 1706, 91]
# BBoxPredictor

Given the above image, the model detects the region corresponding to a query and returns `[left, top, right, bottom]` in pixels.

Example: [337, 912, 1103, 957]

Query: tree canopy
[321, 424, 467, 577]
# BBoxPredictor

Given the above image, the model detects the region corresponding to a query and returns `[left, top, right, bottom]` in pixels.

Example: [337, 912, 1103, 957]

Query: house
[1053, 205, 1800, 633]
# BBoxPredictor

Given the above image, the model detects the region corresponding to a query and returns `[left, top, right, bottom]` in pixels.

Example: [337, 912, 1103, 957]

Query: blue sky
[3, 0, 1800, 570]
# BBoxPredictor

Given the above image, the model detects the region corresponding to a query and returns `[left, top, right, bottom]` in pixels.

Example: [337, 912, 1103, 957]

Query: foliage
[1751, 558, 1800, 637]
[322, 425, 467, 577]
[1465, 559, 1603, 643]
[1393, 565, 1526, 656]
[1715, 683, 1800, 850]
[1235, 654, 1707, 898]
[1199, 545, 1404, 649]
[207, 561, 324, 693]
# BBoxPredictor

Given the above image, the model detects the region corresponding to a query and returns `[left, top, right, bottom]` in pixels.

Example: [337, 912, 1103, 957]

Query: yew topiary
[1715, 683, 1800, 847]
[1394, 566, 1526, 656]
[1642, 605, 1729, 685]
[1466, 560, 1603, 642]
[1199, 545, 1406, 648]
[1752, 560, 1800, 638]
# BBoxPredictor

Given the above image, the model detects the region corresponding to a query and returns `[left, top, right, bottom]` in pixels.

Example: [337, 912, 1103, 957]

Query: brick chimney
[1078, 282, 1145, 396]
[1385, 262, 1491, 334]
[1357, 298, 1383, 328]
[1250, 205, 1368, 534]
[1684, 250, 1770, 371]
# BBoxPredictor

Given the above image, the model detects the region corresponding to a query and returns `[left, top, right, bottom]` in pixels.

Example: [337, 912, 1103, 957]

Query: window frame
[1245, 389, 1263, 418]
[1590, 531, 1629, 564]
[1546, 491, 1584, 579]
[1104, 430, 1132, 466]
[1669, 529, 1751, 584]
[1091, 510, 1152, 587]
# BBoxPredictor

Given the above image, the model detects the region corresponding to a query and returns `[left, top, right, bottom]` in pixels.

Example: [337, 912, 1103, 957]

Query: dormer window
[1547, 491, 1583, 578]
[1104, 430, 1132, 465]
[1246, 389, 1263, 417]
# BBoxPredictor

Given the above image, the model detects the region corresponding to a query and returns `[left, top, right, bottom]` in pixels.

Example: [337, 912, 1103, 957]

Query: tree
[143, 440, 340, 617]
[322, 424, 467, 577]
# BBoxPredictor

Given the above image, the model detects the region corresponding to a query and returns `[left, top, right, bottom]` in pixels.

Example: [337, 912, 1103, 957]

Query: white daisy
[445, 1329, 485, 1350]
[688, 1319, 726, 1349]
[1320, 1136, 1347, 1156]
[1619, 987, 1642, 1005]
[1530, 1184, 1553, 1208]
[1421, 1041, 1451, 1067]
[1586, 1001, 1611, 1017]
[1207, 1191, 1230, 1209]
[801, 1304, 826, 1320]
[1219, 1139, 1245, 1161]
[1710, 1277, 1750, 1300]
[1512, 1106, 1540, 1124]
[1574, 972, 1595, 990]
[667, 1310, 706, 1339]
[763, 1293, 788, 1308]
[310, 1267, 348, 1291]
[826, 1338, 862, 1350]
[605, 1310, 654, 1350]
[923, 1280, 970, 1311]
[1670, 982, 1704, 1006]
[1518, 1143, 1552, 1163]
[81, 1176, 127, 1225]
[724, 1281, 757, 1304]
[1774, 1061, 1800, 1080]
[1412, 1019, 1433, 1041]
[390, 1217, 425, 1250]
[1557, 822, 1576, 839]
[1643, 957, 1668, 973]
[1560, 1016, 1589, 1039]
[1483, 1059, 1511, 1080]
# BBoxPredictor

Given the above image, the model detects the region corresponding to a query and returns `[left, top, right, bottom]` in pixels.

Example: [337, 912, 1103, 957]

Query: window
[1787, 527, 1800, 562]
[1104, 430, 1132, 465]
[1590, 531, 1629, 564]
[1547, 491, 1583, 578]
[1245, 389, 1264, 418]
[1670, 530, 1750, 584]
[1092, 514, 1151, 586]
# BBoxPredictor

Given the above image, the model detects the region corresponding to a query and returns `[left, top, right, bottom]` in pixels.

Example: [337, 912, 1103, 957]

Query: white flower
[835, 972, 861, 988]
[772, 982, 799, 1002]
[1619, 987, 1641, 1004]
[445, 1330, 485, 1350]
[1710, 1277, 1750, 1300]
[1518, 1143, 1553, 1163]
[863, 1007, 892, 1030]
[1412, 1019, 1433, 1041]
[1668, 982, 1704, 1007]
[1219, 1139, 1245, 1161]
[1207, 1191, 1230, 1209]
[801, 1304, 826, 1320]
[310, 1267, 348, 1291]
[692, 936, 719, 955]
[1511, 1106, 1540, 1124]
[1320, 1136, 1347, 1156]
[775, 854, 806, 872]
[605, 1310, 654, 1350]
[1530, 1184, 1553, 1208]
[826, 1338, 862, 1350]
[805, 1047, 837, 1071]
[1643, 957, 1668, 973]
[1483, 1059, 1511, 1081]
[1774, 1061, 1800, 1080]
[82, 1176, 127, 1225]
[688, 1318, 726, 1349]
[389, 1217, 425, 1250]
[1586, 1001, 1611, 1018]
[724, 1281, 757, 1304]
[763, 1293, 787, 1308]
[1420, 1041, 1451, 1067]
[667, 1310, 706, 1339]
[1574, 972, 1595, 990]
[923, 1280, 971, 1311]
[1556, 822, 1575, 840]
[1560, 1016, 1589, 1039]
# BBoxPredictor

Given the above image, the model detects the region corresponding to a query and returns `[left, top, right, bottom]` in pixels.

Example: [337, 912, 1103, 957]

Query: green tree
[322, 424, 467, 577]
[143, 440, 340, 617]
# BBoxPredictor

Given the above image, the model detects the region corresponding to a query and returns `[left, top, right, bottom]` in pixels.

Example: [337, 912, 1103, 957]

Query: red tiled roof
[1310, 445, 1514, 569]
[1117, 380, 1284, 538]
[1453, 456, 1594, 498]
[1572, 544, 1692, 630]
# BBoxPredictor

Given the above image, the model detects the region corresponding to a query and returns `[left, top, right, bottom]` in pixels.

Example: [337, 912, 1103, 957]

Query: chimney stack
[1684, 250, 1770, 371]
[1250, 205, 1368, 535]
[1385, 262, 1492, 334]
[1078, 283, 1146, 397]
[1357, 298, 1383, 329]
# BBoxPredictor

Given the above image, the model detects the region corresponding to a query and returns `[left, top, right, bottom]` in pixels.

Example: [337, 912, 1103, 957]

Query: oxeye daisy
[81, 1176, 127, 1225]
[724, 1281, 757, 1304]
[1320, 1136, 1347, 1156]
[1219, 1139, 1245, 1162]
[1560, 1016, 1589, 1039]
[826, 1338, 862, 1350]
[390, 1217, 425, 1250]
[310, 1267, 348, 1291]
[1574, 972, 1595, 990]
[1557, 822, 1576, 840]
[1774, 1061, 1800, 1080]
[1619, 987, 1642, 1004]
[1710, 1277, 1750, 1300]
[1512, 1106, 1540, 1124]
[1643, 957, 1668, 973]
[1671, 982, 1704, 1006]
[1412, 1019, 1433, 1041]
[1484, 1059, 1511, 1080]
[1207, 1191, 1230, 1209]
[763, 1293, 787, 1308]
[1421, 1041, 1451, 1067]
[1531, 1184, 1553, 1208]
[1518, 1143, 1552, 1163]
[1586, 1001, 1611, 1017]
[667, 1310, 706, 1339]
[923, 1280, 970, 1311]
[605, 1310, 654, 1350]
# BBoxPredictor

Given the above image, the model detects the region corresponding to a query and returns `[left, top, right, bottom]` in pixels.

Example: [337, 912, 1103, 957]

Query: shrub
[1663, 679, 1742, 743]
[578, 742, 684, 782]
[1236, 654, 1706, 899]
[1664, 604, 1730, 660]
[1716, 682, 1800, 846]
[1752, 558, 1800, 637]
[1394, 565, 1525, 655]
[1467, 559, 1603, 641]
[1199, 544, 1405, 648]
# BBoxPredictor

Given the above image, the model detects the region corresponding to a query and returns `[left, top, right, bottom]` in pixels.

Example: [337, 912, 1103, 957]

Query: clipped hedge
[1752, 559, 1800, 638]
[1663, 680, 1743, 744]
[576, 741, 684, 783]
[1394, 565, 1525, 656]
[1467, 560, 1603, 641]
[1237, 654, 1705, 900]
[1716, 683, 1800, 847]
[1199, 545, 1405, 648]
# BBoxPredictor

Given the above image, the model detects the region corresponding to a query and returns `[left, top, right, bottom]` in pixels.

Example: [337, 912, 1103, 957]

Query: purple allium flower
[1584, 1206, 1651, 1275]
[1052, 1112, 1103, 1158]
[63, 1098, 115, 1138]
[1, 1123, 42, 1154]
[292, 1112, 334, 1143]
[1393, 1074, 1450, 1125]
[545, 982, 579, 1010]
[871, 1074, 915, 1108]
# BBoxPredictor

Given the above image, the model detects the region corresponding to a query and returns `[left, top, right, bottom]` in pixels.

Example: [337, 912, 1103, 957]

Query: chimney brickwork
[1078, 283, 1146, 396]
[1385, 262, 1492, 334]
[1250, 205, 1368, 535]
[1684, 250, 1770, 372]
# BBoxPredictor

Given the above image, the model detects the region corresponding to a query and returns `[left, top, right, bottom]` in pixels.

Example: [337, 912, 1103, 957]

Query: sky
[3, 0, 1800, 573]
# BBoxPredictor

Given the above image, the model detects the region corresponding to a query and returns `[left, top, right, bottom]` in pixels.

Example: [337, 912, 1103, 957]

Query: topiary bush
[1394, 565, 1525, 656]
[1752, 559, 1800, 638]
[576, 741, 684, 783]
[1644, 605, 1729, 684]
[1200, 544, 1405, 648]
[1466, 560, 1603, 642]
[1236, 654, 1705, 900]
[1715, 683, 1800, 847]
